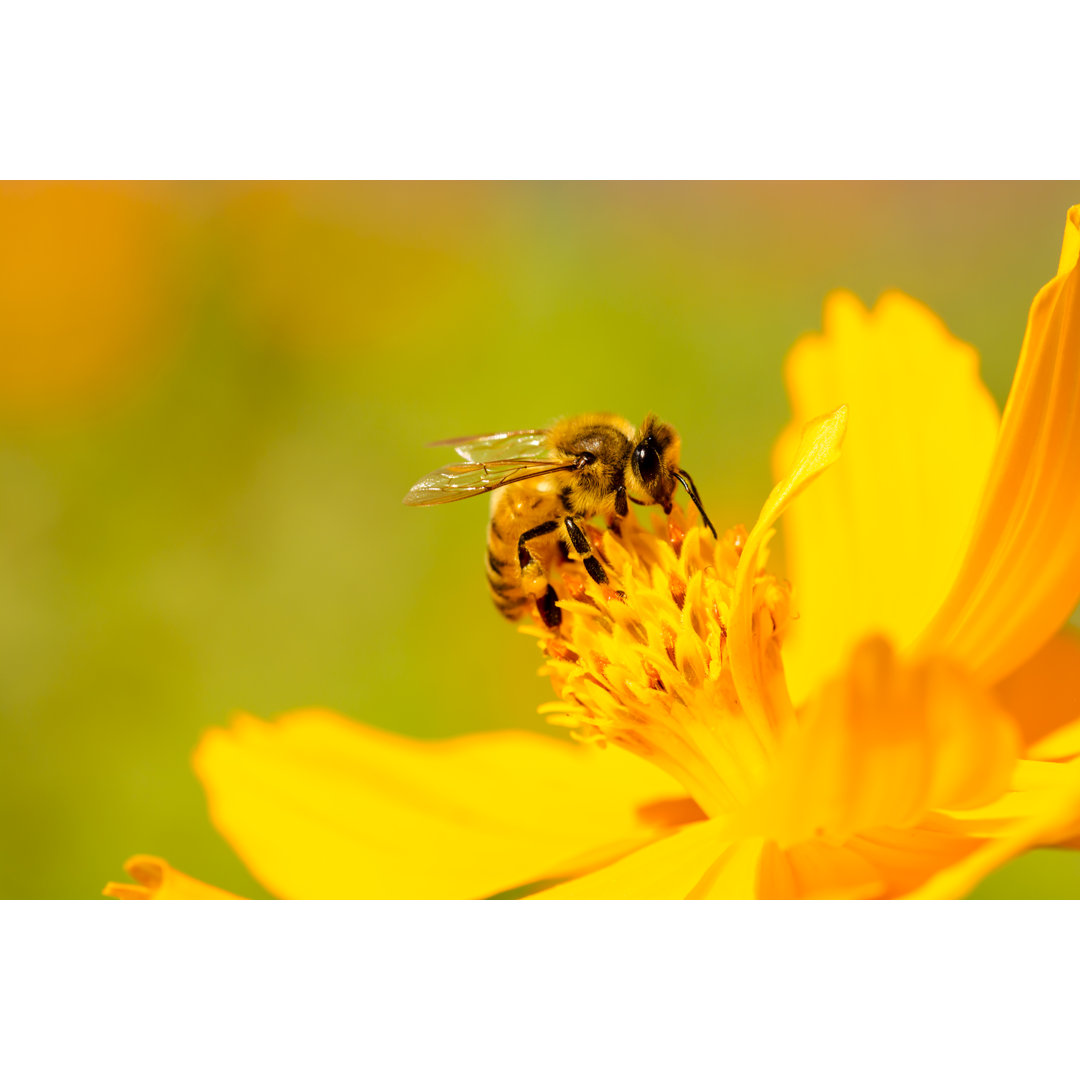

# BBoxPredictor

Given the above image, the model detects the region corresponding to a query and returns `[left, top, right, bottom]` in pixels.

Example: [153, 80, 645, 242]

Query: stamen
[534, 507, 790, 818]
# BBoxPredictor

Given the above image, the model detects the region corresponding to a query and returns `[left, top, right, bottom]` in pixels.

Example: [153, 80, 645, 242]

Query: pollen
[532, 507, 791, 818]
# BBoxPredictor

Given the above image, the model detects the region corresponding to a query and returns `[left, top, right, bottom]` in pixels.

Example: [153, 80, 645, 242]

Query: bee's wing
[403, 457, 576, 506]
[428, 429, 550, 463]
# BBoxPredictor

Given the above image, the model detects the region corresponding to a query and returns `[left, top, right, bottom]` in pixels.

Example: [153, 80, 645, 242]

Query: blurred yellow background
[2, 182, 1078, 899]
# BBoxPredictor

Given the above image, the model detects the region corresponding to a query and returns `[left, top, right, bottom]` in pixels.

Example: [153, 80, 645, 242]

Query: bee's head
[625, 414, 717, 537]
[626, 414, 681, 511]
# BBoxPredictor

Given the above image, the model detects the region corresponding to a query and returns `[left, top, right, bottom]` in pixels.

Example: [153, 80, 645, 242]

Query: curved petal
[775, 290, 1000, 703]
[906, 757, 1080, 899]
[531, 819, 756, 899]
[532, 755, 1080, 900]
[731, 405, 847, 729]
[758, 838, 884, 899]
[193, 710, 689, 899]
[845, 826, 979, 897]
[993, 628, 1080, 749]
[916, 207, 1080, 686]
[1028, 719, 1080, 763]
[103, 856, 241, 900]
[534, 829, 883, 900]
[738, 637, 1019, 847]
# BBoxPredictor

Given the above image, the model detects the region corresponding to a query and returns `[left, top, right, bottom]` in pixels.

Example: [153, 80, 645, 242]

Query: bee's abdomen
[485, 511, 528, 621]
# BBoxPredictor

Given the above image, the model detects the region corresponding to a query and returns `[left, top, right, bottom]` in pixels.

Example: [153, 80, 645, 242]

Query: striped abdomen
[484, 482, 562, 621]
[485, 513, 527, 620]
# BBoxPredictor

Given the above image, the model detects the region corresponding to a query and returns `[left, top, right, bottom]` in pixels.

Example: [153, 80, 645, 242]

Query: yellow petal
[758, 838, 884, 899]
[534, 829, 883, 900]
[907, 758, 1080, 899]
[686, 837, 768, 899]
[194, 710, 689, 899]
[103, 855, 241, 900]
[775, 291, 999, 703]
[1028, 719, 1080, 763]
[916, 206, 1080, 685]
[993, 628, 1080, 749]
[846, 826, 980, 897]
[741, 637, 1019, 846]
[531, 818, 750, 899]
[731, 405, 847, 729]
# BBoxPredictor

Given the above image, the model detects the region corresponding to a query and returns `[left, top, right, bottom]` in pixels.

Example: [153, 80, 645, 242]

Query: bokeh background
[2, 182, 1078, 900]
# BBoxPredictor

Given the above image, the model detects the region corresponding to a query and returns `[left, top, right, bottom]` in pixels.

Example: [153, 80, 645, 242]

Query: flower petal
[1028, 719, 1080, 763]
[535, 829, 884, 900]
[993, 628, 1080, 749]
[775, 290, 1000, 703]
[758, 838, 884, 899]
[194, 710, 689, 899]
[845, 826, 979, 897]
[739, 637, 1019, 847]
[906, 757, 1080, 899]
[731, 405, 847, 729]
[916, 207, 1080, 685]
[531, 818, 750, 899]
[103, 856, 241, 900]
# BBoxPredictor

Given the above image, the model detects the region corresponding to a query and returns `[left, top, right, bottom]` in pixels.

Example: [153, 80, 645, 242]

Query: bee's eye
[634, 441, 660, 484]
[577, 451, 596, 467]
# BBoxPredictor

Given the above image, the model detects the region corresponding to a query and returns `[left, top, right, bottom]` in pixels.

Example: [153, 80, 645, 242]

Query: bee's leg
[608, 487, 629, 534]
[518, 519, 561, 628]
[563, 517, 608, 587]
[534, 584, 562, 628]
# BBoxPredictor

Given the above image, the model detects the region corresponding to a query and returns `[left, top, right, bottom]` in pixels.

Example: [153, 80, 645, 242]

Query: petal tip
[1059, 205, 1080, 277]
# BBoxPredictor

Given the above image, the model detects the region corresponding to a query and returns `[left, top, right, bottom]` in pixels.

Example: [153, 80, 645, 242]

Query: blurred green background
[1, 182, 1077, 899]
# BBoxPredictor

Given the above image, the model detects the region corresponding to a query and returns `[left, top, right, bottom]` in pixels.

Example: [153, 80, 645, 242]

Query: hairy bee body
[483, 414, 642, 623]
[405, 412, 714, 629]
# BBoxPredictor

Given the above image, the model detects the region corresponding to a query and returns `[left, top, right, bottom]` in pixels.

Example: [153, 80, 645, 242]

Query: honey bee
[404, 413, 716, 628]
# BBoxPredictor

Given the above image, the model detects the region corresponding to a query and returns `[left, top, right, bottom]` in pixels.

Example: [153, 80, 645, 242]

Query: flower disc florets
[533, 508, 790, 818]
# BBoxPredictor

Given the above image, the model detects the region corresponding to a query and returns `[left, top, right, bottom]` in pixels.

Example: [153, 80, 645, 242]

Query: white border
[2, 902, 1075, 1078]
[3, 2, 1078, 178]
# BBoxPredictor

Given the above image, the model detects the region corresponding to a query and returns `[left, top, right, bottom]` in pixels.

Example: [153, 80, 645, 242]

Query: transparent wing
[428, 429, 550, 463]
[403, 457, 576, 506]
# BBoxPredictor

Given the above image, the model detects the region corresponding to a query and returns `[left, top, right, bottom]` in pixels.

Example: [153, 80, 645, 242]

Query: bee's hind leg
[534, 584, 562, 628]
[518, 519, 562, 628]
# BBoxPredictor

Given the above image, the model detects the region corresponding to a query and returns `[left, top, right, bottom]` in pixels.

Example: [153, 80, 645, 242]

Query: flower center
[534, 509, 791, 818]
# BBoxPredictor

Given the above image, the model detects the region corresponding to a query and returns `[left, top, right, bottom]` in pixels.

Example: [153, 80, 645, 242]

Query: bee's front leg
[518, 519, 562, 628]
[607, 486, 629, 534]
[563, 517, 609, 587]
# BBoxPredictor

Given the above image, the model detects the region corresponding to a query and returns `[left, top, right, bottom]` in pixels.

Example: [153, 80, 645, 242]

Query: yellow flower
[106, 207, 1080, 900]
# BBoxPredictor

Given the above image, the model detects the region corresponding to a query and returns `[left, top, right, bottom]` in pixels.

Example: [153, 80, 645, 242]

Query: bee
[404, 413, 716, 628]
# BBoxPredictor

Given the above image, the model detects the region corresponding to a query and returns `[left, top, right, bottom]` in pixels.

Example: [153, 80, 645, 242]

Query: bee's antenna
[675, 469, 717, 538]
